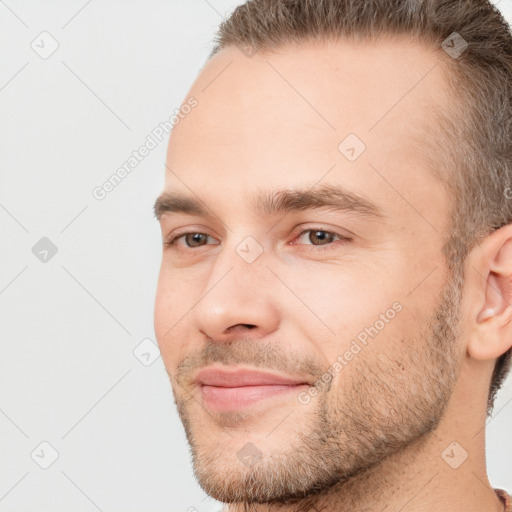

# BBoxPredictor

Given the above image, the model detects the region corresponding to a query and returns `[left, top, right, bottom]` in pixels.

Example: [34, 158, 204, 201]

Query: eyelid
[163, 224, 218, 244]
[290, 229, 350, 247]
[164, 231, 218, 247]
[288, 224, 353, 243]
[164, 225, 352, 250]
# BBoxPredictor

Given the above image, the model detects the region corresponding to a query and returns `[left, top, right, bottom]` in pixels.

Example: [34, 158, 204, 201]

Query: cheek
[154, 271, 171, 338]
[325, 311, 417, 406]
[154, 263, 194, 321]
[295, 264, 403, 338]
[154, 268, 193, 365]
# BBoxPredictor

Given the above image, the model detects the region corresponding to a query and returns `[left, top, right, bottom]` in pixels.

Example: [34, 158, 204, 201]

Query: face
[154, 38, 464, 504]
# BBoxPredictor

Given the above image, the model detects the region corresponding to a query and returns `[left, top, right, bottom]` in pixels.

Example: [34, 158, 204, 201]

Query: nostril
[225, 324, 257, 335]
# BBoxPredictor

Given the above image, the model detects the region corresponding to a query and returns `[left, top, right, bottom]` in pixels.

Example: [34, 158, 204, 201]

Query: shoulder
[495, 488, 512, 512]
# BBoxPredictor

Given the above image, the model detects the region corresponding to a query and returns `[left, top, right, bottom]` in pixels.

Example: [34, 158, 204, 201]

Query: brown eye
[308, 230, 337, 245]
[296, 229, 343, 246]
[165, 232, 217, 248]
[183, 233, 208, 247]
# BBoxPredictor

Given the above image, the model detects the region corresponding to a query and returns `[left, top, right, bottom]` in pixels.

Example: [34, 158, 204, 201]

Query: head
[154, 0, 512, 506]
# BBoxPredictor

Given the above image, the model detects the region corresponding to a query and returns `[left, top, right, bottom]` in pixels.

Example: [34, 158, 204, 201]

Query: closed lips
[195, 368, 311, 387]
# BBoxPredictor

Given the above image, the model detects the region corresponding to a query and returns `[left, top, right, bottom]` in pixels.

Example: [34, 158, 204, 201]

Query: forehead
[164, 37, 449, 228]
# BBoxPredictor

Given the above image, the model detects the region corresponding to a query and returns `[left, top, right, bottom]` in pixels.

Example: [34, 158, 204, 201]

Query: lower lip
[200, 384, 309, 411]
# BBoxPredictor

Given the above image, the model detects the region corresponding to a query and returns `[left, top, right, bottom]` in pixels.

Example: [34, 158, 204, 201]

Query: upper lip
[194, 366, 311, 387]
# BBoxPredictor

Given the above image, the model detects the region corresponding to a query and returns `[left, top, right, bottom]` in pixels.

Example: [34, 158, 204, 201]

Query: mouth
[194, 366, 312, 411]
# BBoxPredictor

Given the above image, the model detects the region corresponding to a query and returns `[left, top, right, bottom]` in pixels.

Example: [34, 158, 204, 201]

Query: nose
[189, 252, 280, 342]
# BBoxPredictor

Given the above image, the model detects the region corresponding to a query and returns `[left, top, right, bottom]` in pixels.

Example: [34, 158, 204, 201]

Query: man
[153, 0, 512, 510]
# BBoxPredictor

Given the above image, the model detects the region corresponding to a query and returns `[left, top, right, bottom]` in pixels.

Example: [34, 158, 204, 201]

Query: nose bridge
[206, 229, 269, 294]
[189, 233, 279, 337]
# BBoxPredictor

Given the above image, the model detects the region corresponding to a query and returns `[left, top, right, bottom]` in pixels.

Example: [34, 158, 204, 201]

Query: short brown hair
[207, 0, 512, 416]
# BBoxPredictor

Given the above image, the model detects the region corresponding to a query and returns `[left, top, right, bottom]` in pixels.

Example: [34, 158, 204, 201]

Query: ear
[466, 224, 512, 361]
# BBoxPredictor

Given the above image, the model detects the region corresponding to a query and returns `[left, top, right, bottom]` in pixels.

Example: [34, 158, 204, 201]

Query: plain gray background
[1, 1, 511, 511]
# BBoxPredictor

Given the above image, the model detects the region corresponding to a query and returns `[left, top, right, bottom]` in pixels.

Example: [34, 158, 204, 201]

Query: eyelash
[163, 228, 351, 251]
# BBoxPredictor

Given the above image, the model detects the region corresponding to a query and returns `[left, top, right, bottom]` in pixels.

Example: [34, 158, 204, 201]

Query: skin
[153, 37, 512, 512]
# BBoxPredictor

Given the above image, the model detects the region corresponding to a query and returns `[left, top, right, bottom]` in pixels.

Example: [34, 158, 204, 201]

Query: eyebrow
[153, 184, 385, 222]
